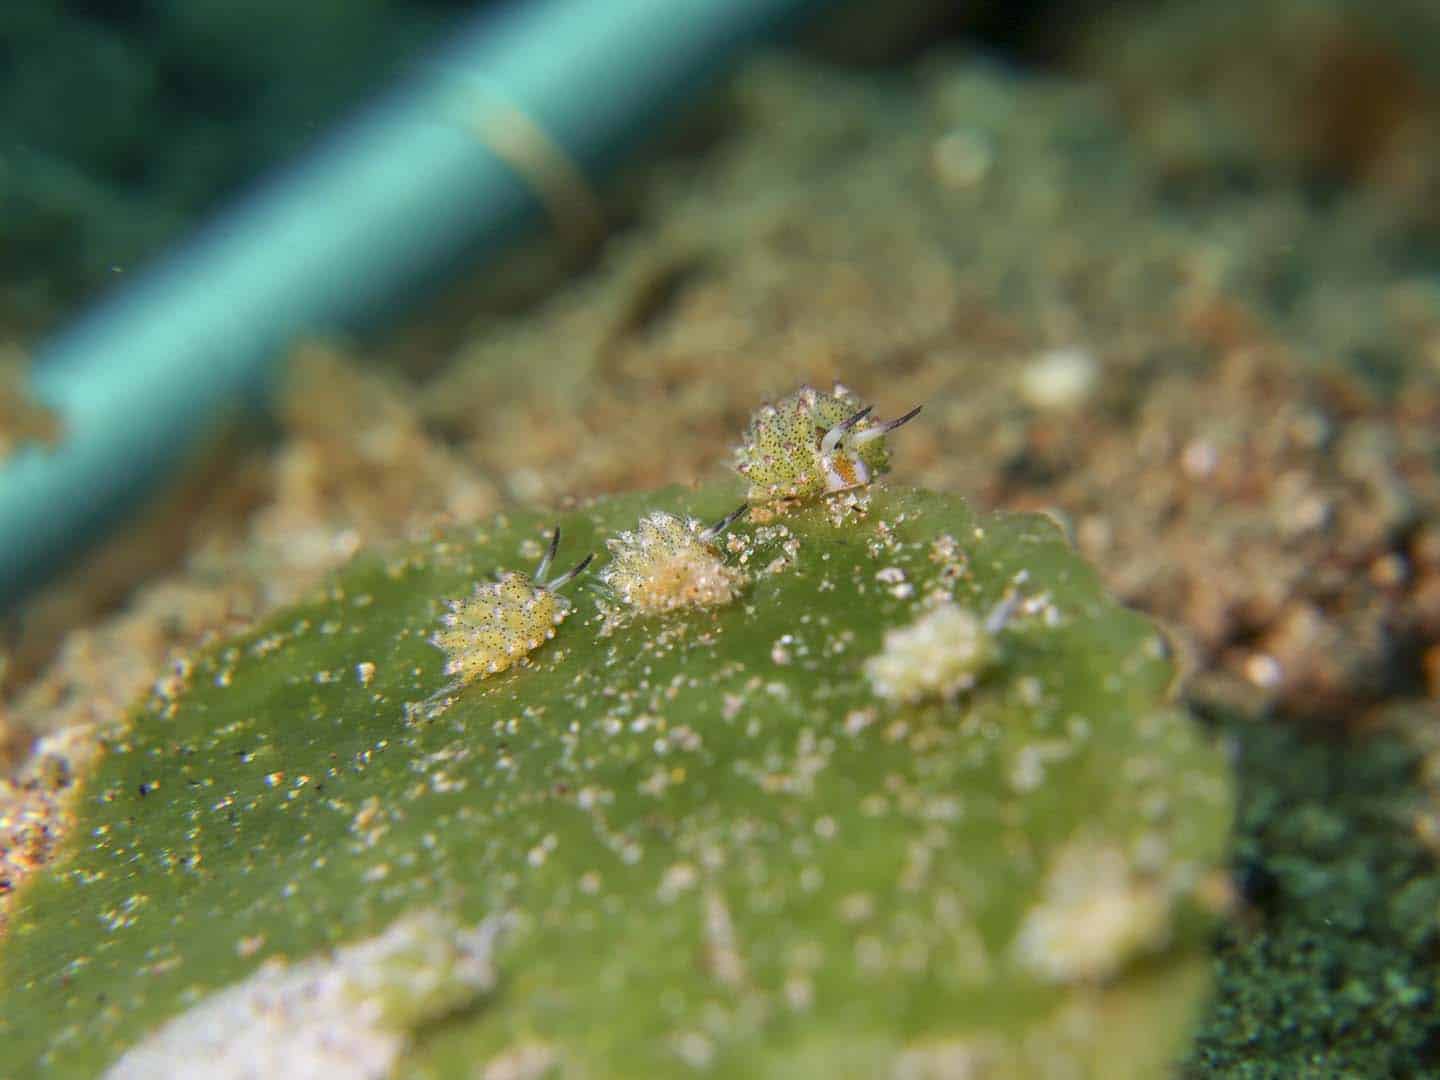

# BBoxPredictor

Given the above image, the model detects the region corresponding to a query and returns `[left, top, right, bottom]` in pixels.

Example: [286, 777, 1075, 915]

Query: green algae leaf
[0, 485, 1233, 1077]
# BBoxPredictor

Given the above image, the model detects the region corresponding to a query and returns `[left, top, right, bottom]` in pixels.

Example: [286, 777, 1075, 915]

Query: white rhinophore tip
[700, 503, 749, 543]
[821, 405, 874, 454]
[533, 527, 561, 582]
[850, 404, 923, 446]
[545, 551, 594, 591]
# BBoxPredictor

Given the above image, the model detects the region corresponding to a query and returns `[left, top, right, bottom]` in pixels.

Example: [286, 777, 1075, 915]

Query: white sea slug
[600, 505, 748, 615]
[733, 384, 922, 503]
[1012, 841, 1172, 983]
[864, 604, 995, 704]
[430, 528, 592, 686]
[104, 909, 503, 1079]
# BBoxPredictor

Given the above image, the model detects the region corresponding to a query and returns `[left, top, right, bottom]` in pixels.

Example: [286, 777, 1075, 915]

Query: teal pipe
[1, 0, 836, 611]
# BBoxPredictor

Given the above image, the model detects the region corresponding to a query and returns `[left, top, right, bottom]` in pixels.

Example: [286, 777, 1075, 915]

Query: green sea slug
[733, 384, 922, 503]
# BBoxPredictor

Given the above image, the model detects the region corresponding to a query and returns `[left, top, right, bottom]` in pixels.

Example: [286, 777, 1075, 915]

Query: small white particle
[1244, 653, 1283, 689]
[1181, 438, 1219, 480]
[1019, 346, 1099, 411]
[785, 974, 815, 1012]
[657, 863, 699, 903]
[672, 1032, 715, 1070]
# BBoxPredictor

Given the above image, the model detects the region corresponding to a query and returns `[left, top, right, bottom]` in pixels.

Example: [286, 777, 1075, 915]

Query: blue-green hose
[0, 0, 836, 611]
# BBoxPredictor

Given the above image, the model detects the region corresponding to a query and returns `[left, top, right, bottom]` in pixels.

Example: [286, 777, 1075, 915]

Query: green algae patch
[1186, 712, 1440, 1078]
[0, 485, 1233, 1077]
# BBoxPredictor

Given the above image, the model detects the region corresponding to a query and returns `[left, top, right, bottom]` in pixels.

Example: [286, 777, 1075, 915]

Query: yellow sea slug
[430, 528, 592, 686]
